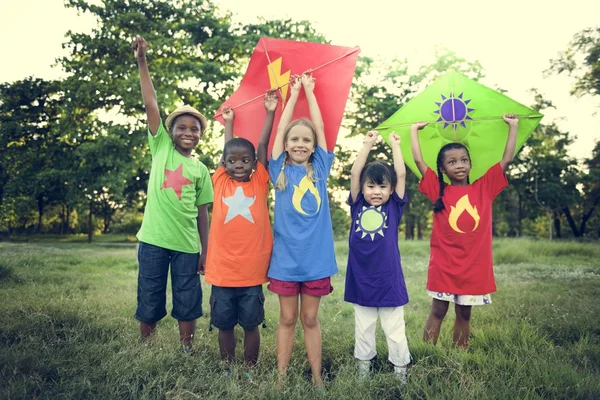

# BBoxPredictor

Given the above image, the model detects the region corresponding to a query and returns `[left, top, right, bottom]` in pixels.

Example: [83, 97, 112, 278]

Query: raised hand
[301, 73, 315, 93]
[264, 90, 278, 112]
[502, 114, 519, 127]
[290, 75, 302, 95]
[222, 106, 234, 121]
[132, 35, 147, 60]
[363, 130, 379, 146]
[411, 121, 429, 131]
[390, 132, 401, 145]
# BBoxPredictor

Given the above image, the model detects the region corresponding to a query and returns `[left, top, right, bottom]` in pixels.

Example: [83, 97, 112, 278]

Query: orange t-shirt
[205, 163, 272, 287]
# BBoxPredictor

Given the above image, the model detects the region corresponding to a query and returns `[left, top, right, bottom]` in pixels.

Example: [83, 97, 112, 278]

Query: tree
[0, 78, 72, 233]
[548, 27, 600, 99]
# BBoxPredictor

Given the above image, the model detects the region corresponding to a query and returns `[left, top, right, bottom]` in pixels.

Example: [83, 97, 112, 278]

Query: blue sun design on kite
[432, 92, 480, 143]
[434, 92, 475, 129]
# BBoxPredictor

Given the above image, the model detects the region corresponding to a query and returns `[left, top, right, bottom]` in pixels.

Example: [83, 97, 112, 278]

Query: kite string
[214, 47, 361, 118]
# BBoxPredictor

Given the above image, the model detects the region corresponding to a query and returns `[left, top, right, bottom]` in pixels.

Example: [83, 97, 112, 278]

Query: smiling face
[440, 147, 471, 185]
[223, 145, 256, 182]
[170, 114, 202, 155]
[284, 121, 316, 165]
[362, 179, 393, 206]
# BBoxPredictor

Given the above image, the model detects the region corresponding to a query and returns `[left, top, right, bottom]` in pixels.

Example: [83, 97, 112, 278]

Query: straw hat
[165, 105, 208, 132]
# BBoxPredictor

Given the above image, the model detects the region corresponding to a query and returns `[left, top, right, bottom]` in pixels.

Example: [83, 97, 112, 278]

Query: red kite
[214, 38, 360, 152]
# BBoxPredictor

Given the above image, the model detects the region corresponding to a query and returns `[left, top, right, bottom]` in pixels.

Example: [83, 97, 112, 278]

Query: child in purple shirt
[345, 130, 411, 383]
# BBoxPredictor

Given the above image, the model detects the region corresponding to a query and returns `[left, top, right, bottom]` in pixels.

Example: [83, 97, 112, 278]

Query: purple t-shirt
[344, 192, 409, 307]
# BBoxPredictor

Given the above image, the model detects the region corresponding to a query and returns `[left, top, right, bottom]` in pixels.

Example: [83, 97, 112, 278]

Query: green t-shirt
[136, 122, 213, 253]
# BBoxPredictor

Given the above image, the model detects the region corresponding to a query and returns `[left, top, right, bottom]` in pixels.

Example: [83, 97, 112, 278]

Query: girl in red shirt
[410, 114, 519, 348]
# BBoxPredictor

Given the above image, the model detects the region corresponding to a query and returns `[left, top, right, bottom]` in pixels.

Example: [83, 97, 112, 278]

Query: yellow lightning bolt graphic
[267, 57, 291, 106]
[448, 194, 480, 233]
[292, 176, 321, 216]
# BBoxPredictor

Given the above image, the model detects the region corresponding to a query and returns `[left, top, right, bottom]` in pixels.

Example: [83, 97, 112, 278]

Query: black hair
[433, 142, 471, 213]
[360, 161, 397, 189]
[223, 137, 256, 159]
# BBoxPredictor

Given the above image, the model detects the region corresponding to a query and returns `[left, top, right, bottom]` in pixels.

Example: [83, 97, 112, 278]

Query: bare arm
[389, 132, 406, 197]
[350, 130, 379, 202]
[258, 90, 278, 166]
[222, 106, 234, 146]
[133, 36, 160, 136]
[302, 73, 327, 150]
[272, 77, 301, 160]
[500, 114, 519, 172]
[410, 122, 429, 177]
[196, 204, 209, 275]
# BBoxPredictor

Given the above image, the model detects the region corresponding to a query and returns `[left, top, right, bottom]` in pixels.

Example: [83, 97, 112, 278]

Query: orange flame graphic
[448, 194, 480, 233]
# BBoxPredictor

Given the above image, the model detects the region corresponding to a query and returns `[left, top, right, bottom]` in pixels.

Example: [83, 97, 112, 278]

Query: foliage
[548, 26, 600, 99]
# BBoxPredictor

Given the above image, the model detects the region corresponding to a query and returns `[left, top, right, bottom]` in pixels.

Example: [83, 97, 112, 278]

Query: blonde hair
[275, 119, 318, 191]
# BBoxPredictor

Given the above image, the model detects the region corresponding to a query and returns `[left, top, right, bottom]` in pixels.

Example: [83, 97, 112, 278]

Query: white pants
[353, 304, 411, 367]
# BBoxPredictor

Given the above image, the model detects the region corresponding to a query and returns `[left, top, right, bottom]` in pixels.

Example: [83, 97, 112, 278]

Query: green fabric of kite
[376, 70, 543, 181]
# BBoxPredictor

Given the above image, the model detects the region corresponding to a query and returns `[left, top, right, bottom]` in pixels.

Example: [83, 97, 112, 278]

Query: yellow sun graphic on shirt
[355, 206, 387, 240]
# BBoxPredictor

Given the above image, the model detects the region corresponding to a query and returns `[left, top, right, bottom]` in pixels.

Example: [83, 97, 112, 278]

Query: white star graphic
[222, 186, 256, 224]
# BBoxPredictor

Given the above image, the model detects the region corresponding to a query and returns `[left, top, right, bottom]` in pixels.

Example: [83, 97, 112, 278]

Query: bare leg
[453, 304, 472, 349]
[140, 321, 157, 338]
[300, 293, 323, 387]
[178, 319, 196, 348]
[243, 327, 260, 365]
[423, 299, 449, 345]
[219, 328, 236, 362]
[276, 295, 299, 379]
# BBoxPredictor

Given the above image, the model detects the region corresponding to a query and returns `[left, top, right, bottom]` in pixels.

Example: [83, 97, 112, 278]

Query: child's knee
[455, 305, 472, 321]
[300, 312, 319, 329]
[431, 300, 450, 320]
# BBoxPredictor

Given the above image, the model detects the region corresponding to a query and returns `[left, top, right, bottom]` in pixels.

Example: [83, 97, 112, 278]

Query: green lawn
[1, 238, 599, 399]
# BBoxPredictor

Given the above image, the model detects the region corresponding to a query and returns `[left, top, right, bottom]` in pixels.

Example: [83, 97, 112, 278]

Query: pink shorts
[268, 277, 333, 297]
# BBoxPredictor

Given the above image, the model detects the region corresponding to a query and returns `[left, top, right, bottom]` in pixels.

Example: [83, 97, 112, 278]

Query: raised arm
[350, 130, 379, 202]
[410, 122, 429, 177]
[500, 114, 519, 172]
[272, 77, 301, 160]
[301, 73, 327, 150]
[133, 36, 160, 136]
[258, 90, 278, 166]
[222, 106, 234, 145]
[389, 132, 406, 198]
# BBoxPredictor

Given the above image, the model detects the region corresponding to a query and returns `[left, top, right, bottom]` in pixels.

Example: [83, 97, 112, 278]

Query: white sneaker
[358, 360, 371, 380]
[394, 365, 408, 385]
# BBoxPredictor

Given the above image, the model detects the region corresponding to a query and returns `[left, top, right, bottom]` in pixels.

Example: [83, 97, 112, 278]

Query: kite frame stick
[376, 114, 543, 130]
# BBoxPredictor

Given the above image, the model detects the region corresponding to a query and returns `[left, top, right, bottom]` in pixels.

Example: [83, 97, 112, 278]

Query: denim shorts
[209, 285, 265, 330]
[135, 242, 202, 323]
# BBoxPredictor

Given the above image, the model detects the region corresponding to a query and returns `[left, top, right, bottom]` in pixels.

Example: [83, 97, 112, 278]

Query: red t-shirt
[205, 163, 273, 287]
[418, 163, 508, 295]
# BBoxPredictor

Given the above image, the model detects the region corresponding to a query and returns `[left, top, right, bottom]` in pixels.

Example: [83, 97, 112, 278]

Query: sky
[1, 0, 599, 160]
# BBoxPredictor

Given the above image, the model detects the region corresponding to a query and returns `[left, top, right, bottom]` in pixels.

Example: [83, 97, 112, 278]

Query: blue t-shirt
[268, 147, 338, 281]
[344, 192, 409, 307]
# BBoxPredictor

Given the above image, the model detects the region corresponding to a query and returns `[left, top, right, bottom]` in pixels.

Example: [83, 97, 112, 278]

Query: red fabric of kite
[214, 38, 360, 151]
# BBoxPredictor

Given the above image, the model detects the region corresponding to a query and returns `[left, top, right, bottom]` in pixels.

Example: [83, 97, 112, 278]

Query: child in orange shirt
[204, 91, 278, 365]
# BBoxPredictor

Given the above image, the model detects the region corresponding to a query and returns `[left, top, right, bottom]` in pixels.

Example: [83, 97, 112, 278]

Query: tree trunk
[88, 200, 93, 244]
[37, 195, 44, 233]
[417, 218, 423, 240]
[65, 205, 71, 234]
[553, 210, 562, 239]
[562, 206, 581, 237]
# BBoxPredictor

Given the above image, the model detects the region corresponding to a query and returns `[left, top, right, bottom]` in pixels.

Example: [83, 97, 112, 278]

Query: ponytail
[433, 166, 446, 213]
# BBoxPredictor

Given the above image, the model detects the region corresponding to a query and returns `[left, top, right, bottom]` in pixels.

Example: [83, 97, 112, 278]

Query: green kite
[376, 70, 543, 181]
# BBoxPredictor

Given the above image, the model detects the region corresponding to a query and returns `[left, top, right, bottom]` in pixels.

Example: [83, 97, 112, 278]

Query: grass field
[1, 238, 599, 399]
